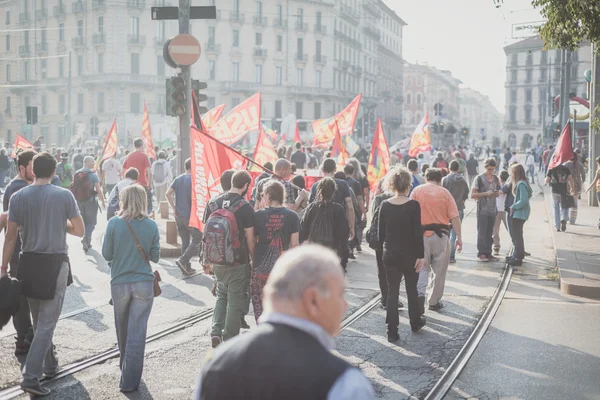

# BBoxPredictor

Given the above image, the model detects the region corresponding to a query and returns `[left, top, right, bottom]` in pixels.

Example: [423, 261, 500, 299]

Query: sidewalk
[542, 183, 600, 299]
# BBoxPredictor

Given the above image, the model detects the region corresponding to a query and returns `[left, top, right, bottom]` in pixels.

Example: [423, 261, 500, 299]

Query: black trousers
[512, 218, 526, 260]
[384, 255, 421, 333]
[375, 250, 388, 305]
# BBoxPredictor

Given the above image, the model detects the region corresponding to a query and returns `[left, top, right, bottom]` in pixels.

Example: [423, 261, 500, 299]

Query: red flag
[251, 127, 278, 172]
[11, 135, 34, 158]
[201, 104, 225, 131]
[367, 118, 390, 191]
[408, 114, 431, 157]
[189, 127, 246, 230]
[94, 120, 118, 170]
[312, 94, 362, 145]
[209, 93, 261, 145]
[141, 102, 156, 159]
[330, 122, 349, 166]
[277, 133, 287, 148]
[548, 123, 574, 170]
[293, 122, 301, 145]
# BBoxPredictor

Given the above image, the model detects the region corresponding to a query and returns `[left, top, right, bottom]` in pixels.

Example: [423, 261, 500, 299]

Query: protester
[524, 150, 536, 184]
[256, 159, 304, 212]
[506, 164, 532, 267]
[251, 162, 273, 204]
[453, 151, 467, 176]
[107, 168, 139, 220]
[72, 148, 84, 172]
[166, 158, 199, 276]
[508, 151, 519, 166]
[2, 150, 36, 355]
[202, 170, 255, 347]
[0, 148, 10, 188]
[545, 162, 574, 232]
[432, 152, 448, 169]
[301, 177, 350, 271]
[33, 136, 43, 152]
[122, 138, 153, 214]
[585, 156, 600, 229]
[152, 151, 173, 203]
[442, 160, 469, 263]
[421, 163, 430, 176]
[102, 184, 160, 393]
[378, 167, 426, 341]
[291, 175, 308, 219]
[306, 146, 318, 168]
[348, 158, 371, 212]
[251, 180, 300, 321]
[73, 156, 106, 252]
[290, 142, 307, 169]
[493, 170, 510, 256]
[56, 152, 73, 189]
[466, 153, 479, 188]
[504, 148, 512, 170]
[343, 164, 365, 251]
[471, 158, 501, 262]
[410, 168, 462, 313]
[1, 152, 84, 396]
[564, 153, 586, 224]
[542, 145, 553, 173]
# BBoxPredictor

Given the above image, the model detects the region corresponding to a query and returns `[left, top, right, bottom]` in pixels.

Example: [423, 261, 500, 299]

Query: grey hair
[118, 184, 148, 220]
[347, 158, 364, 180]
[264, 245, 342, 302]
[84, 156, 95, 165]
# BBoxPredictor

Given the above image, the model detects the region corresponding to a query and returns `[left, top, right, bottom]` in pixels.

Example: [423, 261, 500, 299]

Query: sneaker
[488, 255, 500, 261]
[348, 251, 356, 260]
[524, 251, 531, 257]
[185, 265, 196, 276]
[175, 260, 192, 277]
[478, 255, 489, 262]
[411, 316, 427, 332]
[507, 258, 523, 266]
[449, 258, 456, 264]
[240, 317, 250, 330]
[387, 332, 400, 343]
[211, 335, 222, 349]
[429, 301, 444, 311]
[42, 369, 58, 379]
[561, 220, 567, 232]
[20, 381, 51, 397]
[356, 244, 362, 253]
[14, 339, 30, 356]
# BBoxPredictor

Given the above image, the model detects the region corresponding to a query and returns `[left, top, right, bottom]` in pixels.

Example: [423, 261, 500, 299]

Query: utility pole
[541, 57, 548, 143]
[178, 0, 191, 176]
[547, 57, 552, 143]
[589, 46, 600, 207]
[559, 50, 566, 130]
[67, 52, 72, 145]
[561, 50, 572, 131]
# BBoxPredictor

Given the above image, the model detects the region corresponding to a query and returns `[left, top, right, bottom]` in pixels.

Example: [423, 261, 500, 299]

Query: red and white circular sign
[168, 34, 201, 66]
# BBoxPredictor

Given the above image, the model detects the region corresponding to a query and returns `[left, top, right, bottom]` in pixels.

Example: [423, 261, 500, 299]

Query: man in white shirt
[152, 151, 173, 203]
[524, 150, 536, 184]
[101, 154, 122, 195]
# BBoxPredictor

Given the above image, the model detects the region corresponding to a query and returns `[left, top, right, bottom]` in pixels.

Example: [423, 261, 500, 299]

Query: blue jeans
[477, 214, 496, 257]
[175, 216, 202, 265]
[111, 280, 154, 391]
[78, 199, 98, 245]
[527, 164, 535, 183]
[450, 209, 464, 260]
[551, 193, 569, 230]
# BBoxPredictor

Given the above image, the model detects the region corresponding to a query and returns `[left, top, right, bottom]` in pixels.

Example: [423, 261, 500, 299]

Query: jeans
[111, 280, 154, 391]
[417, 234, 450, 306]
[493, 211, 507, 250]
[175, 216, 202, 265]
[22, 262, 69, 384]
[527, 164, 535, 183]
[105, 184, 116, 197]
[468, 174, 477, 189]
[512, 218, 526, 260]
[146, 187, 153, 214]
[569, 194, 579, 224]
[375, 250, 388, 305]
[0, 168, 7, 188]
[154, 183, 169, 203]
[212, 264, 250, 341]
[506, 214, 514, 244]
[551, 193, 569, 230]
[78, 199, 98, 246]
[476, 214, 496, 257]
[450, 209, 464, 261]
[384, 256, 421, 333]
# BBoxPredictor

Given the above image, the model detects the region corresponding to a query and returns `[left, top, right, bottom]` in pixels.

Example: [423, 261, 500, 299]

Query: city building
[503, 36, 591, 150]
[459, 87, 504, 147]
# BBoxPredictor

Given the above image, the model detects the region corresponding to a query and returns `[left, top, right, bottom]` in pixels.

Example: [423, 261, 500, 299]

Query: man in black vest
[194, 245, 375, 400]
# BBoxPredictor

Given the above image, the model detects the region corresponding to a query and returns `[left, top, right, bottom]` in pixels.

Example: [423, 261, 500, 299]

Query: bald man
[195, 245, 375, 400]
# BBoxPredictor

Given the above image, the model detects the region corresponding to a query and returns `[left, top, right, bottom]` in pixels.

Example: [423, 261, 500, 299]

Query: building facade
[503, 36, 591, 150]
[459, 87, 504, 147]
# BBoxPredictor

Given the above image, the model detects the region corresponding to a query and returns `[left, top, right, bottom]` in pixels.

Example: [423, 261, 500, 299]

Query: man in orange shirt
[410, 168, 462, 313]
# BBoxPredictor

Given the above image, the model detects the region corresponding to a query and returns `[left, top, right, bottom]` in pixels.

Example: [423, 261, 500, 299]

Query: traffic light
[26, 106, 38, 125]
[461, 127, 470, 135]
[166, 75, 186, 116]
[191, 79, 208, 114]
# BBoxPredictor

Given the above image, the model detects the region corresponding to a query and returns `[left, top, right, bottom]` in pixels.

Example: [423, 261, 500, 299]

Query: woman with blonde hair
[507, 163, 532, 266]
[102, 184, 160, 392]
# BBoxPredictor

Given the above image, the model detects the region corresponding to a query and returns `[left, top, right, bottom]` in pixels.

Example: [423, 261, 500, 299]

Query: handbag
[125, 219, 162, 297]
[561, 194, 575, 209]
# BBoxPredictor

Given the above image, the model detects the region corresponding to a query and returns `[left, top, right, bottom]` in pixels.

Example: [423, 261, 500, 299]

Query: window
[5, 34, 9, 51]
[295, 102, 303, 119]
[232, 62, 239, 81]
[511, 69, 517, 82]
[77, 93, 84, 114]
[314, 102, 321, 119]
[59, 24, 64, 41]
[297, 8, 303, 24]
[406, 93, 411, 105]
[538, 104, 543, 121]
[233, 0, 240, 13]
[130, 93, 140, 113]
[130, 17, 139, 37]
[5, 10, 10, 25]
[131, 53, 140, 74]
[510, 54, 517, 66]
[208, 60, 215, 80]
[571, 64, 578, 80]
[41, 28, 46, 45]
[76, 20, 83, 37]
[41, 59, 46, 78]
[207, 96, 215, 109]
[255, 64, 262, 83]
[255, 32, 262, 46]
[276, 35, 282, 51]
[541, 51, 547, 65]
[525, 69, 532, 82]
[539, 88, 546, 104]
[59, 58, 64, 78]
[296, 68, 303, 86]
[5, 96, 11, 113]
[316, 11, 322, 29]
[98, 16, 104, 33]
[77, 55, 83, 76]
[526, 53, 533, 66]
[256, 1, 262, 17]
[524, 105, 532, 123]
[157, 55, 165, 76]
[232, 30, 239, 47]
[316, 40, 322, 59]
[525, 89, 532, 103]
[24, 31, 29, 46]
[157, 21, 165, 40]
[275, 100, 282, 118]
[23, 61, 29, 80]
[98, 92, 104, 113]
[208, 26, 215, 45]
[416, 94, 421, 105]
[297, 38, 303, 58]
[232, 97, 240, 107]
[316, 70, 321, 88]
[5, 65, 9, 81]
[510, 89, 517, 104]
[277, 5, 283, 23]
[276, 66, 282, 85]
[41, 95, 47, 115]
[541, 68, 547, 80]
[98, 53, 104, 73]
[59, 94, 65, 114]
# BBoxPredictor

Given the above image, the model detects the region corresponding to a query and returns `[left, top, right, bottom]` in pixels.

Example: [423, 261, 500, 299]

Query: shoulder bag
[125, 219, 162, 297]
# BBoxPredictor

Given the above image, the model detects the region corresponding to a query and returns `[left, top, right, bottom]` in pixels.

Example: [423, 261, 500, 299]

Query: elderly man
[73, 156, 105, 252]
[256, 158, 304, 211]
[194, 245, 375, 400]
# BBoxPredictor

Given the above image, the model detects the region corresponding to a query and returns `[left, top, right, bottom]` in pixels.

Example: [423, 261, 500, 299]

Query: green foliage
[532, 0, 600, 53]
[592, 105, 600, 132]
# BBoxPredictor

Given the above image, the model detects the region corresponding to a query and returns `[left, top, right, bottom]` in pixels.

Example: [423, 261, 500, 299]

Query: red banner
[251, 127, 278, 172]
[330, 121, 349, 166]
[141, 102, 156, 159]
[189, 127, 247, 230]
[209, 93, 261, 145]
[367, 118, 390, 191]
[408, 114, 431, 158]
[201, 104, 225, 131]
[548, 123, 574, 170]
[95, 120, 118, 170]
[294, 122, 301, 145]
[11, 135, 34, 158]
[277, 132, 287, 148]
[312, 94, 362, 145]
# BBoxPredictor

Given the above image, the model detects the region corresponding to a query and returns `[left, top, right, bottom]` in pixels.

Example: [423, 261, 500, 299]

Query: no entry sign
[167, 34, 201, 66]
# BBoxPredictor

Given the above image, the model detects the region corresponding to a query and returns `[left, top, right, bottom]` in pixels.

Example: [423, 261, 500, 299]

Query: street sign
[168, 34, 201, 66]
[511, 21, 546, 39]
[151, 6, 216, 20]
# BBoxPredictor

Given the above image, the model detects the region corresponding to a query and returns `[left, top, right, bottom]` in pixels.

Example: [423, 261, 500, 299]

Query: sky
[388, 0, 543, 114]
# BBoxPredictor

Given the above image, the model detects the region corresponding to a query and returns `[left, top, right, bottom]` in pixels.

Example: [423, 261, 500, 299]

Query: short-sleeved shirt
[308, 178, 351, 209]
[473, 173, 501, 216]
[410, 182, 459, 237]
[346, 177, 362, 199]
[122, 150, 151, 187]
[76, 168, 101, 202]
[253, 207, 300, 268]
[203, 192, 255, 264]
[466, 159, 478, 175]
[8, 184, 80, 254]
[358, 176, 369, 193]
[546, 165, 571, 195]
[103, 158, 122, 185]
[170, 173, 192, 222]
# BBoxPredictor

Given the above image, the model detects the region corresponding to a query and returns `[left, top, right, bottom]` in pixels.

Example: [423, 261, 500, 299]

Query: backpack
[366, 194, 393, 250]
[307, 203, 334, 248]
[434, 159, 448, 169]
[308, 153, 317, 169]
[202, 198, 246, 267]
[70, 171, 94, 201]
[73, 154, 84, 171]
[56, 162, 66, 182]
[154, 161, 166, 183]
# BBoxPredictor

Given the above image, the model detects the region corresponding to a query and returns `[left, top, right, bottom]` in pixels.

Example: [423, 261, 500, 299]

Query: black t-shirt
[547, 165, 571, 195]
[466, 159, 478, 175]
[378, 200, 424, 261]
[253, 207, 300, 268]
[290, 150, 306, 169]
[203, 192, 255, 264]
[358, 176, 369, 195]
[346, 177, 362, 199]
[308, 178, 351, 209]
[3, 178, 29, 264]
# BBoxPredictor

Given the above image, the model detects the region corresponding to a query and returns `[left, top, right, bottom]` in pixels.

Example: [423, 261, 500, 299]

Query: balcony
[19, 12, 30, 23]
[295, 21, 308, 32]
[295, 53, 308, 63]
[314, 55, 327, 65]
[53, 4, 66, 17]
[92, 0, 106, 8]
[229, 12, 245, 24]
[314, 24, 327, 35]
[19, 45, 31, 56]
[93, 33, 105, 45]
[340, 4, 360, 23]
[72, 36, 86, 48]
[72, 1, 85, 13]
[363, 26, 380, 40]
[274, 18, 287, 29]
[253, 47, 267, 58]
[35, 9, 48, 20]
[362, 0, 381, 17]
[340, 60, 350, 70]
[352, 65, 363, 75]
[253, 15, 267, 26]
[127, 0, 145, 9]
[35, 42, 48, 52]
[128, 34, 146, 45]
[205, 42, 221, 54]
